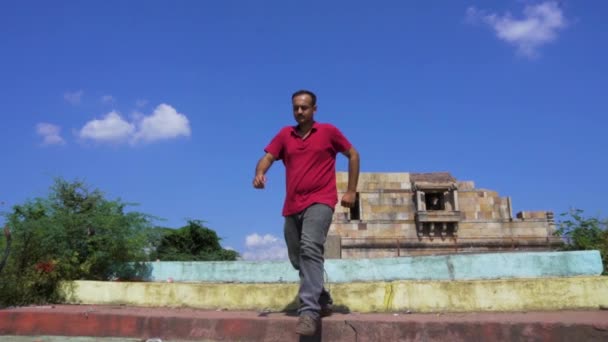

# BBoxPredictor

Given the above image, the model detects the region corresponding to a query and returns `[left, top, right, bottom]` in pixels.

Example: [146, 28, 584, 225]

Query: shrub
[555, 208, 608, 274]
[0, 178, 152, 306]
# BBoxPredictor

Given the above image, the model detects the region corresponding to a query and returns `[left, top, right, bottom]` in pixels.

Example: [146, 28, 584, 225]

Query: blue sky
[1, 1, 606, 259]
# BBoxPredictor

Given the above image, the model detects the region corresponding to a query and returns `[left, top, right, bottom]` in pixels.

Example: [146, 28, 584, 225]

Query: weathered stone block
[483, 190, 499, 197]
[457, 196, 477, 204]
[458, 191, 478, 199]
[331, 223, 361, 232]
[458, 203, 478, 214]
[498, 205, 509, 219]
[455, 227, 483, 238]
[510, 227, 544, 237]
[385, 182, 403, 189]
[365, 182, 379, 191]
[462, 211, 477, 220]
[370, 205, 409, 214]
[383, 173, 411, 183]
[365, 212, 402, 221]
[336, 172, 349, 183]
[479, 204, 494, 213]
[361, 204, 373, 213]
[342, 248, 398, 259]
[517, 211, 549, 219]
[361, 193, 380, 205]
[457, 181, 475, 190]
[395, 213, 410, 220]
[324, 235, 341, 259]
[509, 220, 551, 230]
[477, 227, 506, 237]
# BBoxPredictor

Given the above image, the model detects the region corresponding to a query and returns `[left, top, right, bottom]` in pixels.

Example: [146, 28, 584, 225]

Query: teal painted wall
[144, 250, 603, 283]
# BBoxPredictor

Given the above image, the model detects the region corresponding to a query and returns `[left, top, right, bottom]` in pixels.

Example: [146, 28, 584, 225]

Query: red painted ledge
[1, 305, 607, 342]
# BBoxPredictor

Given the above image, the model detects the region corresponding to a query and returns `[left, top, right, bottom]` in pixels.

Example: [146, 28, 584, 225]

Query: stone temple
[326, 172, 562, 258]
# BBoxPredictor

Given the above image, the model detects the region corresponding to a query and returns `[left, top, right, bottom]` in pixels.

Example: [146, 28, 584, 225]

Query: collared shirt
[265, 122, 352, 216]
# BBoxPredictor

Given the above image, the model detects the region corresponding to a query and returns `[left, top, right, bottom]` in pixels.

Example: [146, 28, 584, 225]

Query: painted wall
[66, 276, 608, 313]
[143, 251, 602, 283]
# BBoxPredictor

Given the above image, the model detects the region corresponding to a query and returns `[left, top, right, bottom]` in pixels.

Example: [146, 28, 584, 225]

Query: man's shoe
[320, 303, 333, 317]
[295, 314, 318, 336]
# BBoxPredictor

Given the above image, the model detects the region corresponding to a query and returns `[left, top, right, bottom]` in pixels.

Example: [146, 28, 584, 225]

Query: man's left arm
[340, 146, 360, 208]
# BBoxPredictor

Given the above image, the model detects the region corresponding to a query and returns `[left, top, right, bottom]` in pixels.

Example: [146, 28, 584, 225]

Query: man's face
[292, 94, 316, 125]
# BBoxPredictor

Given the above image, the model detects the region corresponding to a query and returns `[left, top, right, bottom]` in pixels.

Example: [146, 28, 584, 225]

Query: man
[253, 90, 360, 336]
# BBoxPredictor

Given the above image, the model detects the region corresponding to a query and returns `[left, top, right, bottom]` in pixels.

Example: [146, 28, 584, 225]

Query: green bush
[555, 208, 608, 274]
[0, 178, 152, 306]
[154, 220, 238, 261]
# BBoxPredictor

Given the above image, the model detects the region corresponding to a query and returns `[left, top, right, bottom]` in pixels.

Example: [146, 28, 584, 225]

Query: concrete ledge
[65, 276, 608, 313]
[1, 305, 607, 342]
[143, 251, 603, 283]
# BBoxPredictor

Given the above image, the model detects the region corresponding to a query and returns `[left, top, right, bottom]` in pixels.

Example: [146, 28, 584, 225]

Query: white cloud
[132, 104, 191, 143]
[79, 111, 135, 143]
[242, 233, 288, 261]
[101, 95, 115, 104]
[64, 90, 84, 105]
[78, 104, 191, 145]
[246, 233, 279, 248]
[467, 1, 566, 58]
[36, 123, 65, 146]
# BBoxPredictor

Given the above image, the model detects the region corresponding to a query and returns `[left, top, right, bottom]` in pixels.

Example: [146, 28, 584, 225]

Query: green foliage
[0, 178, 239, 307]
[155, 220, 238, 261]
[0, 178, 152, 306]
[0, 226, 11, 275]
[143, 226, 174, 256]
[555, 208, 608, 274]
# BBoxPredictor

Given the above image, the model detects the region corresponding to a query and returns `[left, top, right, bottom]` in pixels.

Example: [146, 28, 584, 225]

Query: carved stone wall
[327, 172, 561, 259]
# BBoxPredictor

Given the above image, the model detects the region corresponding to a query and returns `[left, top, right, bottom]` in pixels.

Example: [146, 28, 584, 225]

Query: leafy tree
[0, 178, 152, 306]
[555, 208, 608, 274]
[143, 226, 174, 257]
[0, 225, 10, 275]
[155, 220, 238, 261]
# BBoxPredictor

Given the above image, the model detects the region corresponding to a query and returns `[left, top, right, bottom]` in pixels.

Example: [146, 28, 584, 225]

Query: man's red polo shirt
[265, 122, 352, 216]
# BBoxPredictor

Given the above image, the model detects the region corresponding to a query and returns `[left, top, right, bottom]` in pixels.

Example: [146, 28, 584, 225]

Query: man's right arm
[253, 152, 276, 189]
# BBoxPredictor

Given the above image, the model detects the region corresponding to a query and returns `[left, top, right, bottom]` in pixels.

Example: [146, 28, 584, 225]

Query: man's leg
[319, 288, 333, 317]
[297, 203, 333, 319]
[283, 214, 301, 271]
[285, 210, 333, 318]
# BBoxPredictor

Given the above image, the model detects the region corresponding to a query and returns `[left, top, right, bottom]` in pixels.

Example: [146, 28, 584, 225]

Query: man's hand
[340, 147, 359, 208]
[341, 191, 357, 208]
[253, 174, 267, 189]
[253, 153, 275, 190]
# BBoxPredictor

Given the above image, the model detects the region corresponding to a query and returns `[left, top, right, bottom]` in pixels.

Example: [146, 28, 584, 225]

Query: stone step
[65, 276, 608, 313]
[1, 305, 607, 342]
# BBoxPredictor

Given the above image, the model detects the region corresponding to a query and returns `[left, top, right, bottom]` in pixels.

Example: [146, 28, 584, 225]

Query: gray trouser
[284, 203, 333, 319]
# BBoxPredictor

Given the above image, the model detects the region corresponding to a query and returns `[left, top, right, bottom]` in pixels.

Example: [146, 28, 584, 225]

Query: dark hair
[292, 90, 317, 106]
